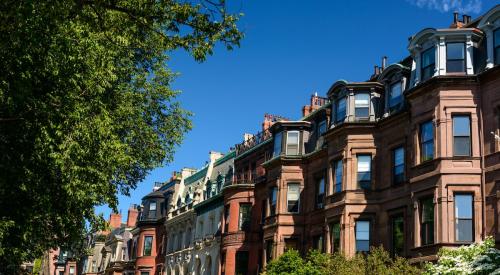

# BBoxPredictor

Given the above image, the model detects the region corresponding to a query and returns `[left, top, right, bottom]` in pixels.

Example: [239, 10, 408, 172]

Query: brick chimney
[126, 205, 138, 227]
[209, 151, 224, 162]
[109, 212, 122, 229]
[450, 11, 466, 28]
[302, 93, 325, 117]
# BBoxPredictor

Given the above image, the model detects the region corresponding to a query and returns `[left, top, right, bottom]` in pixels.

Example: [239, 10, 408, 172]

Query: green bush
[264, 246, 420, 275]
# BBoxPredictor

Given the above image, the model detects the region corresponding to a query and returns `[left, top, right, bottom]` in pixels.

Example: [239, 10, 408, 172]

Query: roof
[184, 167, 208, 185]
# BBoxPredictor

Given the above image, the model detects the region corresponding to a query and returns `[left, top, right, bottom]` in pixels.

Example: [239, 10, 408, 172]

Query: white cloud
[406, 0, 482, 14]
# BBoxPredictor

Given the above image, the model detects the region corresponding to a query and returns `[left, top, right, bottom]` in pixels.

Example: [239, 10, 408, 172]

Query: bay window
[286, 131, 299, 155]
[420, 198, 434, 245]
[239, 203, 251, 231]
[455, 194, 473, 242]
[354, 93, 370, 119]
[421, 47, 435, 81]
[357, 155, 371, 190]
[446, 42, 466, 73]
[143, 236, 153, 256]
[453, 115, 471, 156]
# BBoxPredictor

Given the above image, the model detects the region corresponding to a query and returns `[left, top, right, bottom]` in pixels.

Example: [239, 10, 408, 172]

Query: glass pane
[422, 47, 435, 67]
[422, 65, 435, 80]
[394, 165, 404, 177]
[454, 137, 471, 156]
[286, 144, 299, 155]
[318, 178, 325, 194]
[447, 43, 465, 59]
[421, 121, 433, 142]
[273, 132, 282, 157]
[394, 147, 404, 166]
[318, 120, 327, 135]
[357, 155, 371, 172]
[457, 219, 473, 242]
[392, 216, 404, 256]
[288, 184, 300, 200]
[335, 160, 343, 191]
[287, 131, 299, 144]
[455, 194, 473, 218]
[356, 221, 370, 240]
[422, 198, 434, 223]
[356, 240, 370, 252]
[355, 107, 369, 118]
[447, 60, 465, 72]
[355, 93, 370, 106]
[358, 172, 371, 182]
[336, 98, 346, 122]
[390, 82, 402, 100]
[453, 116, 470, 136]
[149, 202, 156, 210]
[422, 141, 434, 161]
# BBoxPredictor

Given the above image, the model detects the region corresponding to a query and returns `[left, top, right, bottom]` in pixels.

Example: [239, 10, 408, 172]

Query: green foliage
[424, 236, 500, 274]
[0, 0, 242, 271]
[264, 247, 420, 275]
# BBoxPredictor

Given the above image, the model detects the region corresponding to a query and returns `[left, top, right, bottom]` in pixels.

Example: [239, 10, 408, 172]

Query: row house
[165, 152, 223, 275]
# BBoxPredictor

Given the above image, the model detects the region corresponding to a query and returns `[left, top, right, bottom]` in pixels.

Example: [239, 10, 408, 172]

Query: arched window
[206, 180, 212, 199]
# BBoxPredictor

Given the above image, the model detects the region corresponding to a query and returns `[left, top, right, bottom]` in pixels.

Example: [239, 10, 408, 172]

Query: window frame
[335, 97, 347, 123]
[420, 197, 434, 246]
[238, 203, 252, 231]
[446, 42, 466, 73]
[287, 183, 300, 213]
[420, 120, 434, 162]
[273, 131, 282, 157]
[356, 154, 372, 190]
[355, 220, 370, 253]
[421, 47, 435, 81]
[315, 176, 325, 209]
[453, 115, 472, 157]
[285, 131, 300, 156]
[149, 201, 157, 219]
[143, 235, 153, 256]
[392, 146, 405, 185]
[333, 159, 343, 193]
[454, 193, 474, 243]
[354, 93, 370, 119]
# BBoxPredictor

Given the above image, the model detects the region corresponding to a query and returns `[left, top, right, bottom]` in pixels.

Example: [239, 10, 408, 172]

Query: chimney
[381, 56, 387, 71]
[209, 151, 223, 162]
[109, 212, 122, 229]
[262, 114, 274, 131]
[454, 11, 459, 24]
[126, 204, 138, 227]
[462, 14, 471, 25]
[302, 93, 325, 117]
[450, 11, 464, 28]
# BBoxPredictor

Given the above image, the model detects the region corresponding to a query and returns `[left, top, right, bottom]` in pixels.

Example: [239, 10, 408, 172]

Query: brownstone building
[221, 5, 500, 273]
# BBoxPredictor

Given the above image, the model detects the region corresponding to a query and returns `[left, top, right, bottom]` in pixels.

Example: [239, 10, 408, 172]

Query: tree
[0, 0, 242, 271]
[424, 237, 500, 274]
[264, 247, 420, 275]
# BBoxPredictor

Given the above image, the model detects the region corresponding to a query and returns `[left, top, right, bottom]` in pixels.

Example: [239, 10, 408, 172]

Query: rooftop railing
[235, 128, 272, 156]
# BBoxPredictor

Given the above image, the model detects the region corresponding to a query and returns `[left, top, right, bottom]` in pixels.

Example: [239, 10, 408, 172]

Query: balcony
[194, 238, 203, 250]
[235, 128, 272, 156]
[203, 234, 215, 246]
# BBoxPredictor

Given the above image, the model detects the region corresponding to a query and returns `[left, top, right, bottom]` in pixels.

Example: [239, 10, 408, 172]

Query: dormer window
[354, 93, 370, 119]
[185, 194, 192, 204]
[318, 120, 327, 136]
[495, 28, 500, 65]
[285, 131, 299, 155]
[335, 97, 347, 123]
[447, 42, 466, 73]
[421, 47, 435, 81]
[273, 132, 282, 157]
[149, 201, 156, 219]
[389, 82, 402, 111]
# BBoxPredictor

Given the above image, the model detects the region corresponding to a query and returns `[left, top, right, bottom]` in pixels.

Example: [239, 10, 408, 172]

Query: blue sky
[96, 0, 497, 220]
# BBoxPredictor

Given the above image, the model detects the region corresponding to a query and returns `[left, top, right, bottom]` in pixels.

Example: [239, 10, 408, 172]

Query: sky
[96, 0, 498, 220]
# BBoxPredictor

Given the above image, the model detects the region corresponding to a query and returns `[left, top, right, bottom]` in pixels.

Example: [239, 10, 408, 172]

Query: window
[393, 147, 405, 185]
[141, 272, 149, 275]
[312, 234, 324, 252]
[391, 215, 404, 257]
[334, 160, 343, 193]
[495, 28, 500, 65]
[273, 132, 282, 157]
[239, 203, 251, 231]
[269, 187, 277, 216]
[143, 236, 153, 256]
[331, 222, 341, 253]
[354, 93, 370, 119]
[69, 267, 75, 275]
[266, 240, 274, 262]
[286, 131, 300, 155]
[149, 201, 156, 219]
[357, 155, 371, 190]
[355, 221, 370, 253]
[318, 120, 327, 136]
[336, 97, 347, 123]
[389, 82, 403, 110]
[453, 115, 471, 156]
[224, 205, 229, 233]
[287, 183, 300, 213]
[235, 251, 249, 275]
[420, 121, 434, 162]
[261, 199, 267, 224]
[421, 198, 434, 245]
[446, 43, 466, 73]
[421, 47, 435, 81]
[285, 238, 298, 251]
[316, 177, 325, 209]
[455, 194, 473, 242]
